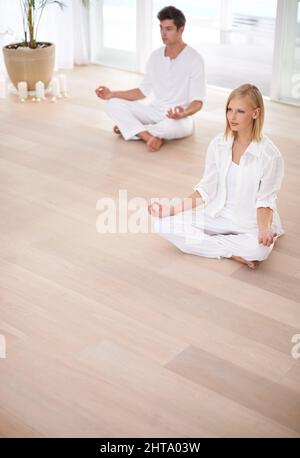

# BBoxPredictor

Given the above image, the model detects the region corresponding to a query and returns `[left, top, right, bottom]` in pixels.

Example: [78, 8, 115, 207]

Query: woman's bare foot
[231, 255, 258, 270]
[146, 136, 164, 152]
[113, 125, 121, 135]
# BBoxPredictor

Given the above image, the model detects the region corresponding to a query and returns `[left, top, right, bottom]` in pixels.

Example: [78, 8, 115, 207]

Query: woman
[148, 84, 284, 269]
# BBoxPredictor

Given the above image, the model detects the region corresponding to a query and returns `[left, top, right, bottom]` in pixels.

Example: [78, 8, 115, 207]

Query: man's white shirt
[139, 45, 206, 112]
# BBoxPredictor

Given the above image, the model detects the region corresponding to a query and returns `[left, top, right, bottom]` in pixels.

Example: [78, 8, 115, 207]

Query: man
[95, 6, 206, 152]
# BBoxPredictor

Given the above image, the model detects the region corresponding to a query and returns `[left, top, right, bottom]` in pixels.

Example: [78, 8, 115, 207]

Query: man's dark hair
[157, 6, 186, 29]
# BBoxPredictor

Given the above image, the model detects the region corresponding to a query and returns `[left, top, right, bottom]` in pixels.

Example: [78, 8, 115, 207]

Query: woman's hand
[95, 86, 113, 100]
[148, 201, 174, 218]
[258, 227, 277, 246]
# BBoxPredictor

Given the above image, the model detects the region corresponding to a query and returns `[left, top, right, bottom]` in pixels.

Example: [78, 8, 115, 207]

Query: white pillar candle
[0, 74, 6, 98]
[59, 74, 67, 95]
[35, 81, 45, 100]
[18, 81, 28, 100]
[51, 77, 60, 97]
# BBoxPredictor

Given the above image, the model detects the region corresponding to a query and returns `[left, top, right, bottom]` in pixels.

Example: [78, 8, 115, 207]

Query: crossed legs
[105, 98, 194, 152]
[154, 210, 274, 269]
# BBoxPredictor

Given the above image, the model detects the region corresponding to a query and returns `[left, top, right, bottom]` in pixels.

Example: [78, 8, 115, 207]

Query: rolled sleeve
[193, 138, 218, 205]
[193, 185, 209, 205]
[255, 154, 284, 211]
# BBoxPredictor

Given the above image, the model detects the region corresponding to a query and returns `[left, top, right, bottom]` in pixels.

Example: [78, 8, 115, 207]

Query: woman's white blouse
[194, 133, 284, 234]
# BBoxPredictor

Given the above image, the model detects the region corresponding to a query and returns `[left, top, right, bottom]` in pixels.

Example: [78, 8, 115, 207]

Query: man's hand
[166, 106, 186, 120]
[95, 86, 113, 100]
[258, 227, 277, 246]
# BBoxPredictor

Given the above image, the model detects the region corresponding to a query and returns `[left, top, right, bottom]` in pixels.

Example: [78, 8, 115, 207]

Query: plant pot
[2, 42, 55, 91]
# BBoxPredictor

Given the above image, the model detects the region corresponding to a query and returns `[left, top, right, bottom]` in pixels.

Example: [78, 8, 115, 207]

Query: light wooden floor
[0, 65, 300, 438]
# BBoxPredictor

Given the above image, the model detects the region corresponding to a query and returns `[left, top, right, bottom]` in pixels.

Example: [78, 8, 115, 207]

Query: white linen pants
[104, 98, 194, 141]
[154, 209, 274, 261]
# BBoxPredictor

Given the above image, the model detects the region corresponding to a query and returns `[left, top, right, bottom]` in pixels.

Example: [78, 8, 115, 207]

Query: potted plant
[2, 0, 89, 91]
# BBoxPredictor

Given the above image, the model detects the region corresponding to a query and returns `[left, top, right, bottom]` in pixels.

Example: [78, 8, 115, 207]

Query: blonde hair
[224, 83, 264, 142]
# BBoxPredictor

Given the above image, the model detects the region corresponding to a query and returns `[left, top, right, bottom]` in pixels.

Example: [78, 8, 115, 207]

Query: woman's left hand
[258, 228, 277, 246]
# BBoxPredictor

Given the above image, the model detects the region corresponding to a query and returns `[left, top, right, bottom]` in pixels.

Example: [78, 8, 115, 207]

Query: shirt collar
[246, 141, 261, 157]
[163, 44, 188, 61]
[220, 134, 261, 157]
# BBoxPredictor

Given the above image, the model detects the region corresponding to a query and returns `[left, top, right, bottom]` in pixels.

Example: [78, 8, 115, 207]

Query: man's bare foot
[231, 255, 258, 270]
[113, 125, 121, 135]
[146, 136, 164, 152]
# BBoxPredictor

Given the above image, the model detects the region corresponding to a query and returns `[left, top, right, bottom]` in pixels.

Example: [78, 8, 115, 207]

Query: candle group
[16, 74, 68, 102]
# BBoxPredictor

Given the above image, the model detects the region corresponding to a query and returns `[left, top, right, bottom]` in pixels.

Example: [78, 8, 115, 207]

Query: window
[103, 0, 136, 52]
[89, 0, 137, 71]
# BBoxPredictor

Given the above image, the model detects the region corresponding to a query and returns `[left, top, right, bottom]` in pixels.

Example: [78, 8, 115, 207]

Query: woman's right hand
[95, 86, 113, 100]
[148, 200, 174, 218]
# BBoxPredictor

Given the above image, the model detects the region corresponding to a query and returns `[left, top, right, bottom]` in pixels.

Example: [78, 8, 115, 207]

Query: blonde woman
[149, 84, 284, 269]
